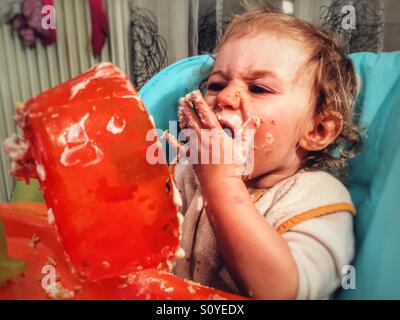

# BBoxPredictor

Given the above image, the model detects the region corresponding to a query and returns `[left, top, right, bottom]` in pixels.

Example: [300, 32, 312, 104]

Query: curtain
[297, 0, 385, 53]
[129, 0, 196, 64]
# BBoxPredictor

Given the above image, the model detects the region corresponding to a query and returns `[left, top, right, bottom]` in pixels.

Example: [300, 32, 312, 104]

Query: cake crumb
[45, 282, 75, 300]
[47, 208, 55, 225]
[73, 285, 83, 294]
[47, 256, 57, 267]
[28, 234, 40, 248]
[208, 293, 227, 300]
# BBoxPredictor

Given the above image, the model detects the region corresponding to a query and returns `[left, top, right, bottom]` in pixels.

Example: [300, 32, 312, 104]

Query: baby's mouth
[216, 114, 242, 138]
[221, 124, 234, 138]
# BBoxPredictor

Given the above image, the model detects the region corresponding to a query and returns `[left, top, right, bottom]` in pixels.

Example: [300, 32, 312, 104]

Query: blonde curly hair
[202, 10, 363, 178]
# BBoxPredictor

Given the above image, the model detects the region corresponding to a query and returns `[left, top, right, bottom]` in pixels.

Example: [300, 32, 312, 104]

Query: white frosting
[175, 247, 185, 259]
[57, 133, 66, 146]
[36, 163, 46, 181]
[70, 79, 90, 100]
[60, 113, 104, 167]
[94, 67, 112, 79]
[106, 116, 126, 135]
[47, 208, 55, 225]
[2, 134, 29, 161]
[149, 115, 155, 127]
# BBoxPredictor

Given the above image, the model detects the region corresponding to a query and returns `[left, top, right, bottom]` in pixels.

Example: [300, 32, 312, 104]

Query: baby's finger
[242, 116, 261, 131]
[178, 101, 188, 129]
[187, 90, 221, 130]
[163, 130, 186, 152]
[239, 116, 261, 150]
[163, 130, 190, 163]
[179, 100, 202, 133]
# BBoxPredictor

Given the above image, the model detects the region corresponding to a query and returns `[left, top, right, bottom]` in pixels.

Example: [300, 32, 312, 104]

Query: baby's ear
[298, 111, 343, 151]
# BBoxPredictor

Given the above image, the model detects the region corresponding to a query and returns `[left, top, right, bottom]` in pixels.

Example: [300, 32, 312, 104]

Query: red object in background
[9, 0, 56, 47]
[89, 0, 109, 55]
[0, 202, 247, 300]
[14, 63, 181, 281]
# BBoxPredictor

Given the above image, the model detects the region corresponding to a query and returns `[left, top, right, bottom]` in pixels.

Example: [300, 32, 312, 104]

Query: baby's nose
[215, 85, 243, 110]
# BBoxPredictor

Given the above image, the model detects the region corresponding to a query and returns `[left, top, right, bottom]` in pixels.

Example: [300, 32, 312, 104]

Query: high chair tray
[0, 202, 246, 300]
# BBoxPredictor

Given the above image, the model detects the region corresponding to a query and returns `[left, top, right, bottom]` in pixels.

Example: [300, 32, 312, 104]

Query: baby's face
[205, 32, 316, 184]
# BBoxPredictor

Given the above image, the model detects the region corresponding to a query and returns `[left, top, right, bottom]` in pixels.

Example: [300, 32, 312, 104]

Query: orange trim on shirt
[276, 202, 356, 234]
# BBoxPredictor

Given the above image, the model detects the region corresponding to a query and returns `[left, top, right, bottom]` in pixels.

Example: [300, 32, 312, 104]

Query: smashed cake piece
[4, 63, 182, 280]
[117, 269, 248, 300]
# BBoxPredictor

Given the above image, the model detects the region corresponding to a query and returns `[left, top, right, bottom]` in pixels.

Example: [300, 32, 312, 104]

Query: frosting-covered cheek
[249, 113, 275, 153]
[260, 131, 275, 154]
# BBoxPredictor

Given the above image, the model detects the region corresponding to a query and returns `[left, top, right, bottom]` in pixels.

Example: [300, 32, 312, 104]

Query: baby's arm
[173, 161, 355, 299]
[200, 175, 299, 299]
[283, 211, 354, 299]
[200, 170, 356, 300]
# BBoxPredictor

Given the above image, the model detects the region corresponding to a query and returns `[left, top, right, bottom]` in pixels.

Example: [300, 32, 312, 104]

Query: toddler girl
[165, 10, 362, 300]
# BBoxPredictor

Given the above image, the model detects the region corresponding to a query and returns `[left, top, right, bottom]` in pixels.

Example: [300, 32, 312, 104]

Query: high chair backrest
[139, 52, 400, 299]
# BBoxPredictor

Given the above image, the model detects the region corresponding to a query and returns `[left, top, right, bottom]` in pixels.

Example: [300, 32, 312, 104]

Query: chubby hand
[164, 90, 260, 182]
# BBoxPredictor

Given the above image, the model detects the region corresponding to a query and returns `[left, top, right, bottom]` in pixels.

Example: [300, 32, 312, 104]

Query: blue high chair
[139, 52, 400, 300]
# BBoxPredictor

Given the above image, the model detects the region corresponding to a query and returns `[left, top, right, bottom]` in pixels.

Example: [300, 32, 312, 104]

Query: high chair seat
[139, 52, 400, 299]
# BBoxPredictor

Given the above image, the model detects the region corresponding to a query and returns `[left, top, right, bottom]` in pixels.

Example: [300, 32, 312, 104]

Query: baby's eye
[249, 84, 272, 94]
[207, 82, 225, 92]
